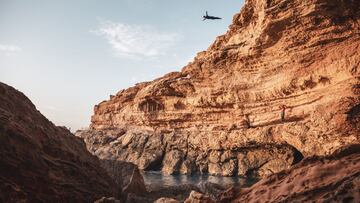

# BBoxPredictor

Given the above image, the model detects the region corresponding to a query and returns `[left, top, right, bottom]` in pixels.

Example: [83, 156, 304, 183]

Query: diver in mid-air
[203, 11, 222, 21]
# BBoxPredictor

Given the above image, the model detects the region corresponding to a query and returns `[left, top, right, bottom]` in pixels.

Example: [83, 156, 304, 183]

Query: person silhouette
[203, 11, 222, 21]
[280, 105, 287, 122]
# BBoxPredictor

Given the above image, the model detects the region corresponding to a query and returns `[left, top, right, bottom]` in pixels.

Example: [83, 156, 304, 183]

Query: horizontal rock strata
[80, 0, 360, 176]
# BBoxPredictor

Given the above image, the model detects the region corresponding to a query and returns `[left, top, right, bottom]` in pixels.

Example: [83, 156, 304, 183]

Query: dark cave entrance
[347, 104, 360, 128]
[292, 147, 304, 165]
[139, 99, 164, 113]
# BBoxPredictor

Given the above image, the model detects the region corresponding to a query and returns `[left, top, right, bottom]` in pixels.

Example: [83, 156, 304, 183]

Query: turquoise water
[142, 171, 258, 189]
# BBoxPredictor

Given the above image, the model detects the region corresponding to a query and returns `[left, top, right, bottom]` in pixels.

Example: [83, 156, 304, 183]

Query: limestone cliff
[80, 0, 360, 177]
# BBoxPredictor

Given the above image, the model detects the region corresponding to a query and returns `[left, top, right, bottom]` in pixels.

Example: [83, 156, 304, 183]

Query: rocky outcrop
[196, 182, 229, 200]
[80, 0, 360, 176]
[144, 184, 198, 203]
[0, 82, 119, 202]
[154, 197, 179, 203]
[231, 144, 360, 202]
[95, 197, 121, 203]
[100, 160, 147, 201]
[184, 191, 214, 203]
[78, 128, 301, 177]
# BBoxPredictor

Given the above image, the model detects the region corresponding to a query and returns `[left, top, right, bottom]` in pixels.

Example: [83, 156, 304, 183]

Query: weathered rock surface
[0, 82, 118, 202]
[144, 184, 198, 203]
[80, 0, 360, 176]
[95, 197, 121, 203]
[196, 182, 227, 200]
[100, 159, 147, 201]
[154, 197, 179, 203]
[231, 144, 360, 202]
[184, 191, 215, 203]
[78, 128, 301, 177]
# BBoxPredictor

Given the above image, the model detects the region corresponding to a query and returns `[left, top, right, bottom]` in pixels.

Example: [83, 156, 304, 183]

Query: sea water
[142, 171, 258, 189]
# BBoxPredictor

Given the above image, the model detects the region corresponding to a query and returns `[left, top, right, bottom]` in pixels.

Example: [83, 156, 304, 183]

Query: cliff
[80, 0, 360, 177]
[0, 82, 118, 202]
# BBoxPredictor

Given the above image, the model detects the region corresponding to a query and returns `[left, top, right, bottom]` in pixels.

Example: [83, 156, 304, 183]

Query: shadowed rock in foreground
[0, 82, 118, 202]
[231, 144, 360, 202]
[79, 0, 360, 177]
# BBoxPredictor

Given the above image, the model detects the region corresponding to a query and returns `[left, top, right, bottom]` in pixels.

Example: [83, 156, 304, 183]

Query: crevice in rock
[144, 141, 168, 171]
[139, 135, 150, 157]
[184, 133, 190, 160]
[144, 156, 164, 171]
[347, 104, 360, 128]
[245, 168, 261, 179]
[291, 146, 304, 165]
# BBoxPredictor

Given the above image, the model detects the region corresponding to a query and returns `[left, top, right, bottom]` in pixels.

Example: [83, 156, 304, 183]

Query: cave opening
[292, 147, 304, 165]
[143, 152, 166, 171]
[347, 104, 360, 128]
[139, 99, 164, 113]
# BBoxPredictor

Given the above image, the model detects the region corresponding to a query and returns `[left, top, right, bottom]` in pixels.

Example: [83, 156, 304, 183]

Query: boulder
[196, 182, 226, 200]
[184, 191, 215, 203]
[154, 197, 179, 203]
[95, 197, 121, 203]
[100, 159, 147, 200]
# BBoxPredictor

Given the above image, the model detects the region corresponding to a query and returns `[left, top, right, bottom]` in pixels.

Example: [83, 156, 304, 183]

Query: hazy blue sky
[0, 0, 244, 130]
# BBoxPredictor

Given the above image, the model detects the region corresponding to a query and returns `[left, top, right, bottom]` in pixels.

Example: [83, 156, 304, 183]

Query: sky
[0, 0, 244, 130]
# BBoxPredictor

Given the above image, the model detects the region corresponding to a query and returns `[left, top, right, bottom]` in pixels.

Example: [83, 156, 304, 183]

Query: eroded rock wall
[83, 0, 360, 176]
[78, 128, 301, 177]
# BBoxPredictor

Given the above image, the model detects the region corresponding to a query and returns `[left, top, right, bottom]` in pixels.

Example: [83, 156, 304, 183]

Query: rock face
[100, 159, 147, 201]
[81, 0, 360, 176]
[0, 82, 118, 202]
[231, 144, 360, 202]
[77, 128, 301, 177]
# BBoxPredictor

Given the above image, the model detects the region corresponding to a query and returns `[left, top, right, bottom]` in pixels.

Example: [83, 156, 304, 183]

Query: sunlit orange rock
[80, 0, 360, 177]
